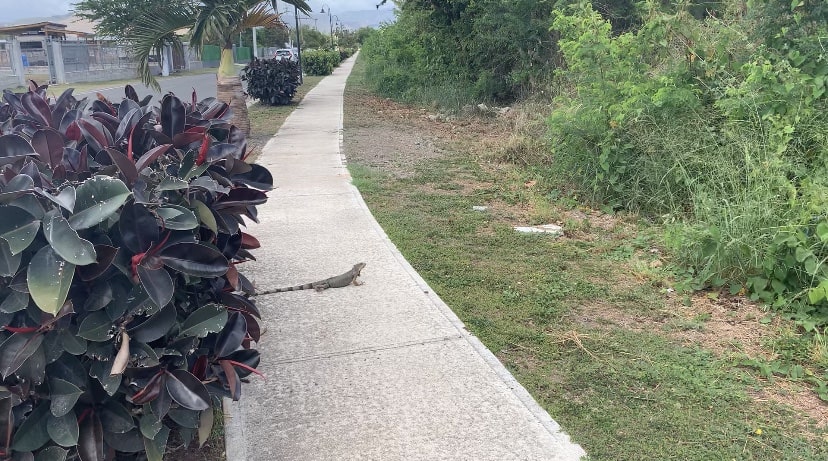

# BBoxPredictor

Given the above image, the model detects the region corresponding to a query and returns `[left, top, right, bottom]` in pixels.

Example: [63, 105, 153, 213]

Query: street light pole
[320, 4, 333, 49]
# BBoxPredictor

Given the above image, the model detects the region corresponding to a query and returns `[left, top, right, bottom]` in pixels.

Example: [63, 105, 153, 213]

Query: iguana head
[353, 262, 366, 274]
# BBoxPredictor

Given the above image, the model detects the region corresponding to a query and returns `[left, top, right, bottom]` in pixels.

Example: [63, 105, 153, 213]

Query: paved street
[74, 72, 220, 104]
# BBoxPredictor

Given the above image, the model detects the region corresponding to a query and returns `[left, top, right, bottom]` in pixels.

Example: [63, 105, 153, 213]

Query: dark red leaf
[77, 412, 104, 461]
[105, 148, 138, 186]
[135, 144, 171, 172]
[160, 94, 185, 139]
[30, 128, 64, 169]
[21, 92, 51, 127]
[165, 369, 209, 411]
[77, 245, 118, 282]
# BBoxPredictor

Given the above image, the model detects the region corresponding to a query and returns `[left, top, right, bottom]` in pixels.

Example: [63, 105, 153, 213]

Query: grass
[344, 54, 828, 460]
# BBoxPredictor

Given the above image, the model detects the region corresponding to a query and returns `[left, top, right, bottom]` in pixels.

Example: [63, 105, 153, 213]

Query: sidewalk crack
[270, 335, 463, 365]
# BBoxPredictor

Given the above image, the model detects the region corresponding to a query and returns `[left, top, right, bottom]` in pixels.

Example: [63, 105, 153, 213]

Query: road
[74, 72, 221, 106]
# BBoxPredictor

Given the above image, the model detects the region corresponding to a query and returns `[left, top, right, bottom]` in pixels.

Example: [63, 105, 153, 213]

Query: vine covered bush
[0, 81, 271, 460]
[241, 57, 301, 106]
[302, 50, 340, 76]
[549, 1, 828, 328]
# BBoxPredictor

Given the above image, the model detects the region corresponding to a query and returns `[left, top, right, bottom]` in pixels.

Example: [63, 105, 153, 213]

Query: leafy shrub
[0, 81, 271, 460]
[302, 50, 340, 76]
[338, 48, 356, 62]
[241, 57, 301, 106]
[549, 2, 828, 328]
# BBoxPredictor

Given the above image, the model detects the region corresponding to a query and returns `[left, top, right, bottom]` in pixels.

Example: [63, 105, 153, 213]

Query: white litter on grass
[514, 224, 563, 236]
[472, 206, 488, 212]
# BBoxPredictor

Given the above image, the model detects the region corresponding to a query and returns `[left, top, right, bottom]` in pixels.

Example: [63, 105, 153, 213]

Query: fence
[0, 40, 24, 90]
[59, 41, 138, 83]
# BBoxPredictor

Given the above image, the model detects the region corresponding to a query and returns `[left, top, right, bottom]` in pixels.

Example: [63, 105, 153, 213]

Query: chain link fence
[60, 41, 138, 83]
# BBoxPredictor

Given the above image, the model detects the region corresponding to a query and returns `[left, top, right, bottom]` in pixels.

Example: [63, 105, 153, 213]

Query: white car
[274, 49, 297, 61]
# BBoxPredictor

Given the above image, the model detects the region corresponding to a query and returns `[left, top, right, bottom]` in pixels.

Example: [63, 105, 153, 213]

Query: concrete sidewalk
[223, 55, 586, 461]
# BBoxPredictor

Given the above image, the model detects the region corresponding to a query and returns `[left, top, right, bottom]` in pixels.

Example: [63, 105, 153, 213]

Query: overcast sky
[0, 0, 394, 24]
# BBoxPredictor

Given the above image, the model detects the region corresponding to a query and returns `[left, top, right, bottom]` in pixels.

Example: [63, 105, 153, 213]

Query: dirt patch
[749, 380, 828, 430]
[668, 294, 779, 359]
[343, 88, 507, 178]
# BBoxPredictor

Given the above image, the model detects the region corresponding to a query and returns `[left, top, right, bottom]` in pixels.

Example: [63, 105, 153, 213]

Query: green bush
[548, 1, 828, 327]
[338, 48, 356, 62]
[241, 57, 301, 106]
[302, 50, 340, 76]
[0, 81, 271, 459]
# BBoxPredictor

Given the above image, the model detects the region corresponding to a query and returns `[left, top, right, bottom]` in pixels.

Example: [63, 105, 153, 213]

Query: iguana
[258, 263, 366, 294]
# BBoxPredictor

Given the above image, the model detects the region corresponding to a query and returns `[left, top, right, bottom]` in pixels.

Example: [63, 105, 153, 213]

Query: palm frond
[237, 3, 281, 35]
[128, 5, 195, 91]
[190, 0, 246, 50]
[276, 0, 311, 15]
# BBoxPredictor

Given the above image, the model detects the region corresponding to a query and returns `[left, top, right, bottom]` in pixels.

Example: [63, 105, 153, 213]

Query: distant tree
[298, 25, 328, 49]
[354, 26, 376, 44]
[241, 24, 292, 48]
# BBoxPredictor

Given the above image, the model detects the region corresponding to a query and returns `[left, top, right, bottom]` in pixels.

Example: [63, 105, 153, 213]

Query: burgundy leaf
[77, 118, 111, 153]
[77, 245, 118, 282]
[21, 92, 51, 127]
[125, 85, 139, 102]
[161, 94, 185, 139]
[134, 144, 172, 172]
[165, 369, 210, 410]
[78, 412, 105, 461]
[104, 148, 138, 186]
[31, 128, 64, 168]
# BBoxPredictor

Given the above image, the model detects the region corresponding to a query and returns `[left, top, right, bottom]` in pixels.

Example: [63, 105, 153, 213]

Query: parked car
[274, 49, 297, 62]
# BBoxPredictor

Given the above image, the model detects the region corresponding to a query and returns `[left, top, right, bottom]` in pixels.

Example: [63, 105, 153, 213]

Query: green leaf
[0, 239, 22, 277]
[192, 200, 217, 234]
[198, 408, 214, 447]
[156, 205, 198, 231]
[44, 213, 97, 265]
[11, 402, 50, 451]
[817, 222, 828, 243]
[0, 333, 44, 380]
[794, 246, 811, 263]
[156, 177, 188, 191]
[78, 311, 114, 342]
[143, 425, 169, 461]
[27, 245, 75, 315]
[0, 290, 29, 313]
[99, 401, 135, 434]
[50, 378, 84, 417]
[804, 257, 818, 276]
[179, 304, 227, 338]
[68, 176, 131, 230]
[1, 221, 40, 255]
[47, 411, 79, 447]
[139, 409, 163, 440]
[34, 446, 68, 461]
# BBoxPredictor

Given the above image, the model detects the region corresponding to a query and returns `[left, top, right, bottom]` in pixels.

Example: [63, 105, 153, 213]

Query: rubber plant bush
[241, 58, 301, 106]
[0, 81, 271, 461]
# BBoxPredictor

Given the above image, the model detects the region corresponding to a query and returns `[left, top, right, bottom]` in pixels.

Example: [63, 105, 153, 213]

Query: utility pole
[272, 0, 303, 83]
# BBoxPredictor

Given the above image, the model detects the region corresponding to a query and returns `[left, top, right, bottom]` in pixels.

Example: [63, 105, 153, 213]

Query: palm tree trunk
[216, 46, 250, 135]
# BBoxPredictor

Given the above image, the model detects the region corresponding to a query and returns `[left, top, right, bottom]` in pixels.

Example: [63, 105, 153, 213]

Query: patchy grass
[344, 54, 828, 460]
[245, 75, 325, 164]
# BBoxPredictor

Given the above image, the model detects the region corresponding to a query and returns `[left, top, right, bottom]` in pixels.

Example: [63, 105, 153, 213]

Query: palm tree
[129, 0, 311, 135]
